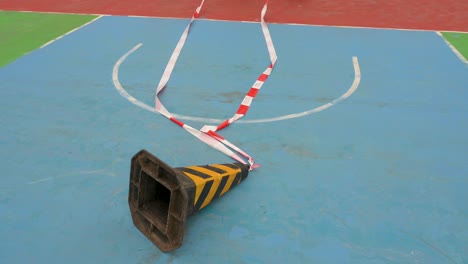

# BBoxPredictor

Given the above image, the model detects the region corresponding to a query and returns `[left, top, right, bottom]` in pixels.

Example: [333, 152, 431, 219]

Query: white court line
[10, 10, 104, 17]
[27, 169, 114, 184]
[112, 44, 361, 124]
[4, 10, 468, 33]
[39, 15, 103, 49]
[112, 43, 158, 113]
[435, 31, 468, 64]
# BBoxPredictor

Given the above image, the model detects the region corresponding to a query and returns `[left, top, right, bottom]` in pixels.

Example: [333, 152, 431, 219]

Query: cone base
[128, 150, 194, 252]
[128, 149, 250, 252]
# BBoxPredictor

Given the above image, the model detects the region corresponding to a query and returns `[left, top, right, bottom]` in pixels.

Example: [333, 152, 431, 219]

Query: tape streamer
[154, 0, 277, 170]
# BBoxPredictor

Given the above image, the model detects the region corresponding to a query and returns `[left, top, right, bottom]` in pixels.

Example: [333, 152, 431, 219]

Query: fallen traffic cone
[128, 149, 250, 252]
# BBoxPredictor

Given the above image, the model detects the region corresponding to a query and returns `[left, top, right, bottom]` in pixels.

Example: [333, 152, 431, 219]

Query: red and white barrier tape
[154, 0, 276, 170]
[201, 1, 277, 133]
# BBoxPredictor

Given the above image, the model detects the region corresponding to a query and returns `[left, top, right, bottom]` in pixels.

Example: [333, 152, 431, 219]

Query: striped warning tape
[154, 0, 276, 170]
[201, 1, 277, 133]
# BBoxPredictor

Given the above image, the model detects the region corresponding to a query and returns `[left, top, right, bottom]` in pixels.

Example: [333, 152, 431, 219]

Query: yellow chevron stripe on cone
[128, 149, 250, 252]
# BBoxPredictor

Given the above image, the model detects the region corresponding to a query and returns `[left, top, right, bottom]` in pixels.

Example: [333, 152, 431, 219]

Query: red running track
[1, 0, 467, 32]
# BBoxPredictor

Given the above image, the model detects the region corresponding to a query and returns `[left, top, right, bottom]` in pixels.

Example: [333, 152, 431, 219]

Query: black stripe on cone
[128, 150, 250, 252]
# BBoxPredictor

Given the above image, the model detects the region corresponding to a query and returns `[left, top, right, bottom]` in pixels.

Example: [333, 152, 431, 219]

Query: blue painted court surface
[1, 16, 467, 263]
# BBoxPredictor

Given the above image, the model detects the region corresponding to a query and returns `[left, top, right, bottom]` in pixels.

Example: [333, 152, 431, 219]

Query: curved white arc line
[239, 56, 361, 123]
[113, 44, 247, 165]
[113, 45, 361, 124]
[112, 43, 159, 114]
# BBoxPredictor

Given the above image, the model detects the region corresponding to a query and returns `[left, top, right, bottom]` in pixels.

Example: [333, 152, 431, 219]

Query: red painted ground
[1, 0, 467, 32]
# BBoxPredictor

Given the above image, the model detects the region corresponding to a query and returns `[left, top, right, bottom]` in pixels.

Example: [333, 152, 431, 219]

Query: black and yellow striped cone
[128, 149, 250, 252]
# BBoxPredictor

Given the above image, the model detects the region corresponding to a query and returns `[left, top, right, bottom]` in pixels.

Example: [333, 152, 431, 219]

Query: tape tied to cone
[153, 0, 277, 170]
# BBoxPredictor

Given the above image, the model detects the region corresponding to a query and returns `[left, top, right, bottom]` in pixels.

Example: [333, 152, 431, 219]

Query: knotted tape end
[249, 163, 261, 171]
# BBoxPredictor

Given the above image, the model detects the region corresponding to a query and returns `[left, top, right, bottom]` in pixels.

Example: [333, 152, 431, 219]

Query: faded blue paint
[0, 16, 467, 263]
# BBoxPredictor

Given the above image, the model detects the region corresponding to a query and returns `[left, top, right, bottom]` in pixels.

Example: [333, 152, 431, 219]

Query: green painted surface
[442, 32, 468, 61]
[0, 11, 97, 67]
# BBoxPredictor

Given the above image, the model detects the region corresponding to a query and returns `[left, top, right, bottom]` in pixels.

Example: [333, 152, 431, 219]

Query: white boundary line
[112, 44, 361, 124]
[3, 10, 468, 33]
[435, 31, 468, 64]
[39, 15, 103, 49]
[6, 10, 104, 16]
